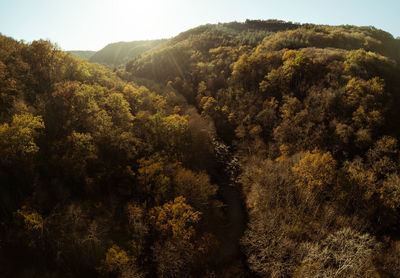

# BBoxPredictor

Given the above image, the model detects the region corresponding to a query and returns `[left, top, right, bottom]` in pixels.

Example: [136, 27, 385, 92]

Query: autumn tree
[292, 149, 336, 199]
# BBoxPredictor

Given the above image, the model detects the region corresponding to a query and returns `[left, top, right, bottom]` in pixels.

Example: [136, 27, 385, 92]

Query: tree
[0, 113, 44, 163]
[292, 149, 336, 196]
[296, 228, 378, 278]
[174, 167, 218, 211]
[137, 155, 172, 204]
[149, 196, 204, 277]
[149, 196, 201, 241]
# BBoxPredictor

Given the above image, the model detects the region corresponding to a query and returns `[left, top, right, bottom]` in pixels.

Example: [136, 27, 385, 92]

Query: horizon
[1, 0, 400, 51]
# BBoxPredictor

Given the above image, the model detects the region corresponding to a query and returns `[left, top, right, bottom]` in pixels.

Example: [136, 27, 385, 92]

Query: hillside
[88, 39, 166, 66]
[2, 20, 400, 277]
[66, 50, 96, 59]
[126, 20, 400, 276]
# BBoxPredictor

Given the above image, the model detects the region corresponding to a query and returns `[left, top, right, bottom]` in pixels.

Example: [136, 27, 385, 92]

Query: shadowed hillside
[67, 50, 96, 59]
[89, 39, 166, 67]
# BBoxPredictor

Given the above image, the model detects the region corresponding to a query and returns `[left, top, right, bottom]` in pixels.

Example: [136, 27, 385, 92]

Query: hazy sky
[1, 0, 399, 51]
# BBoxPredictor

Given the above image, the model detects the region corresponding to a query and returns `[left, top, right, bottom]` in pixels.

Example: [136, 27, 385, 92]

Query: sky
[1, 0, 399, 51]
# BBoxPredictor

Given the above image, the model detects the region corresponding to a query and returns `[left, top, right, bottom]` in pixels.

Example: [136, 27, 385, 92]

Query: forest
[1, 19, 400, 277]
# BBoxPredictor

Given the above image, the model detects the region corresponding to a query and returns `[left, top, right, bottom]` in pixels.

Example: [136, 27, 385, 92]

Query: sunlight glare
[109, 0, 172, 41]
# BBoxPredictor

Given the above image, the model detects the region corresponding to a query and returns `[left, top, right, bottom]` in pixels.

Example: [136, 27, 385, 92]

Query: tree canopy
[2, 19, 400, 277]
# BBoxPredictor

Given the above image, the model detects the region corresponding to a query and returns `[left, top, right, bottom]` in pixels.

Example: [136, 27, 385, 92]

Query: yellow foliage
[100, 245, 131, 273]
[174, 167, 218, 210]
[106, 92, 134, 125]
[282, 49, 297, 61]
[345, 157, 377, 200]
[17, 206, 43, 231]
[138, 156, 164, 182]
[292, 149, 336, 190]
[277, 144, 291, 161]
[149, 196, 201, 240]
[373, 136, 398, 155]
[344, 77, 385, 107]
[280, 97, 302, 119]
[232, 53, 250, 77]
[69, 131, 97, 160]
[200, 96, 218, 114]
[164, 114, 188, 131]
[137, 155, 172, 203]
[249, 125, 262, 136]
[0, 113, 44, 162]
[380, 174, 400, 210]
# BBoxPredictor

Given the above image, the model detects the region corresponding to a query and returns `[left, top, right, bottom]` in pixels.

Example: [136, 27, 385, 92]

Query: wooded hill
[66, 50, 96, 60]
[1, 19, 400, 277]
[67, 40, 166, 67]
[89, 39, 166, 67]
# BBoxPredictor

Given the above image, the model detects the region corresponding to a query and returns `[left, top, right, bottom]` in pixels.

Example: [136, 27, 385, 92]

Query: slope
[89, 39, 166, 67]
[66, 50, 96, 59]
